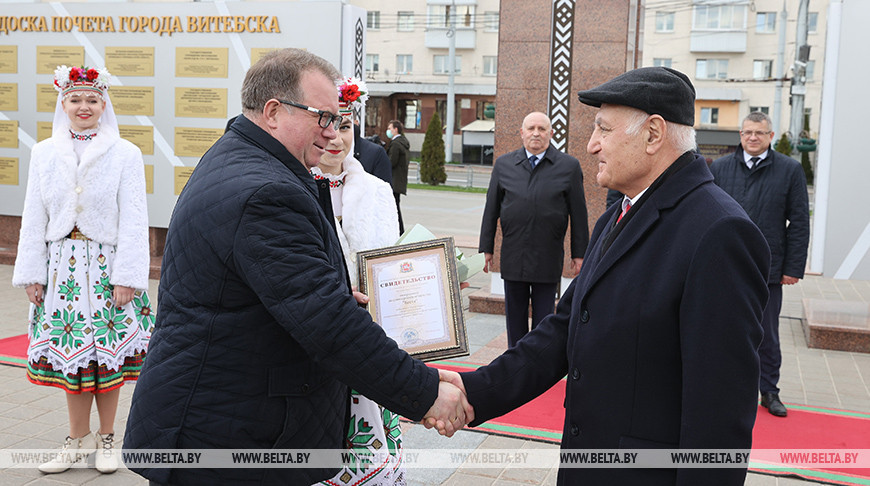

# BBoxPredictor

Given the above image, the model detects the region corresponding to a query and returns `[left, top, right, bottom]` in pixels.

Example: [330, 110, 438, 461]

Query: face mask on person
[386, 129, 393, 139]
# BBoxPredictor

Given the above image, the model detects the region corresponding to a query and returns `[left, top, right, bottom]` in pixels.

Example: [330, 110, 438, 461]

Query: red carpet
[0, 334, 27, 368]
[431, 361, 870, 486]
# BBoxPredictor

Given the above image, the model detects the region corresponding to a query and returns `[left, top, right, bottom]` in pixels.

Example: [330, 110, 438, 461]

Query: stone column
[470, 0, 642, 314]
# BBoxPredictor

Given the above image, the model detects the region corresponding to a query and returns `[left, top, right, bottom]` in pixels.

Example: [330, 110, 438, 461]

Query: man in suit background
[354, 124, 392, 184]
[479, 111, 589, 348]
[710, 111, 810, 418]
[443, 67, 771, 485]
[386, 120, 410, 234]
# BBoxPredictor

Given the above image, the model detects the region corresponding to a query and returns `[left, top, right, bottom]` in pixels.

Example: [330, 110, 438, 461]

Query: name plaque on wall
[174, 127, 223, 157]
[105, 47, 155, 76]
[0, 83, 17, 111]
[36, 46, 84, 74]
[176, 48, 228, 78]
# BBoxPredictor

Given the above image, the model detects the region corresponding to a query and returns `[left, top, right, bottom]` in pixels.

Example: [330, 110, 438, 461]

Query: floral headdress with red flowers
[53, 65, 111, 98]
[337, 76, 368, 116]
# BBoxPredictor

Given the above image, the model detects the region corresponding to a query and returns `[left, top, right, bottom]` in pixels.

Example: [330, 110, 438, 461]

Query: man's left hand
[781, 275, 800, 285]
[571, 258, 583, 277]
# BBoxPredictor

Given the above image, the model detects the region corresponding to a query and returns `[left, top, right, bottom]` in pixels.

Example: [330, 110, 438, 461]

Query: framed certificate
[358, 237, 469, 362]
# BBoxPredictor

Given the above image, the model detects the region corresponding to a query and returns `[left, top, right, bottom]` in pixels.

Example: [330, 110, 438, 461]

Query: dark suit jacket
[354, 125, 392, 184]
[479, 145, 589, 283]
[710, 146, 809, 283]
[463, 153, 770, 486]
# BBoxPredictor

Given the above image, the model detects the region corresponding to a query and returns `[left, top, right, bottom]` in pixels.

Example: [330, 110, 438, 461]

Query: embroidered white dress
[13, 126, 152, 392]
[312, 158, 405, 486]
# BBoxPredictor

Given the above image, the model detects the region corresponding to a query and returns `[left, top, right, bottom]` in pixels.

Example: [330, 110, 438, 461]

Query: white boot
[38, 433, 96, 474]
[94, 432, 118, 473]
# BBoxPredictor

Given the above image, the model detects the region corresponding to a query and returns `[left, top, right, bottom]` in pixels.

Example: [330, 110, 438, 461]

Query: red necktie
[617, 202, 631, 223]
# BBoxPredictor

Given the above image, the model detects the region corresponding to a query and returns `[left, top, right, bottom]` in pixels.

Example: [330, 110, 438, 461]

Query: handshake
[421, 370, 474, 437]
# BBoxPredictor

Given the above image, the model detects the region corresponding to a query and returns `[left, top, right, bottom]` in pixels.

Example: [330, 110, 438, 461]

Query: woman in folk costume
[12, 65, 152, 474]
[313, 78, 405, 486]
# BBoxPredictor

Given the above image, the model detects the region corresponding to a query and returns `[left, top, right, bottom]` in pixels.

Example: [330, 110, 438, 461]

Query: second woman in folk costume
[12, 65, 152, 475]
[313, 78, 405, 486]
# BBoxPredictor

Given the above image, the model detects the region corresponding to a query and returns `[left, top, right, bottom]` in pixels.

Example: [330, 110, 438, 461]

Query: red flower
[340, 84, 361, 103]
[86, 68, 99, 81]
[69, 67, 81, 81]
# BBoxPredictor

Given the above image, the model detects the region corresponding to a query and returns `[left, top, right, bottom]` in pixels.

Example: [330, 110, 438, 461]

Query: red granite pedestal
[802, 299, 870, 353]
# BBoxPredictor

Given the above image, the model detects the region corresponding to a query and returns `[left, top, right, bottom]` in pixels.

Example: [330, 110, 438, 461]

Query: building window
[696, 59, 728, 79]
[700, 107, 719, 125]
[655, 11, 675, 32]
[396, 55, 413, 74]
[477, 100, 495, 120]
[365, 97, 382, 129]
[428, 5, 475, 29]
[653, 58, 672, 68]
[397, 11, 414, 32]
[808, 12, 818, 33]
[750, 106, 770, 115]
[367, 11, 380, 30]
[398, 99, 422, 130]
[693, 4, 746, 30]
[805, 60, 815, 80]
[435, 99, 461, 130]
[434, 55, 461, 75]
[756, 12, 776, 33]
[753, 60, 773, 79]
[366, 54, 379, 75]
[484, 11, 499, 32]
[483, 56, 497, 76]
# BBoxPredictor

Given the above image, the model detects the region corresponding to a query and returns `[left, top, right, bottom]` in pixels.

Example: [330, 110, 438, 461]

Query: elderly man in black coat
[440, 67, 771, 486]
[479, 111, 589, 348]
[124, 48, 469, 485]
[711, 111, 810, 418]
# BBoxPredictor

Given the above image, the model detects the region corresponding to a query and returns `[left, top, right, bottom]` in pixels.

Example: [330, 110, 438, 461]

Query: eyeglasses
[740, 130, 771, 138]
[277, 99, 342, 130]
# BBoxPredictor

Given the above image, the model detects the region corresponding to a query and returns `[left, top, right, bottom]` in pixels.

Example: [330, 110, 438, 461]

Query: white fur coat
[336, 155, 400, 288]
[12, 124, 150, 290]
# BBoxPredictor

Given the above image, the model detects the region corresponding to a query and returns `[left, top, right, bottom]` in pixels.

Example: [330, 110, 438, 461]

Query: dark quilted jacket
[124, 115, 439, 485]
[710, 146, 809, 284]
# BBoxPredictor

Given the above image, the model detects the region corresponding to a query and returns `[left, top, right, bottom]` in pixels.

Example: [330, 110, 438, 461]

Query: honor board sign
[0, 1, 366, 227]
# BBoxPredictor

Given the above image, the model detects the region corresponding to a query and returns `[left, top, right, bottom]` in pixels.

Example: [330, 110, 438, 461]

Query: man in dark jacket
[438, 67, 770, 485]
[124, 49, 469, 485]
[354, 123, 392, 184]
[387, 119, 410, 234]
[479, 111, 589, 347]
[711, 111, 810, 418]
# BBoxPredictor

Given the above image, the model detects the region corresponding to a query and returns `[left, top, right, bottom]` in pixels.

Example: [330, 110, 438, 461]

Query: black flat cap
[577, 67, 695, 126]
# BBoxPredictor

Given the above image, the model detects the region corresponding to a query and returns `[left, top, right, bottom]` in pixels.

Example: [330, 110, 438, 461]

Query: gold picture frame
[358, 237, 469, 362]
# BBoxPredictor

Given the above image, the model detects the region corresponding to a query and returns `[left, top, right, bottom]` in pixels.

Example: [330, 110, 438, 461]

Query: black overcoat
[479, 145, 589, 283]
[463, 154, 770, 485]
[124, 116, 438, 485]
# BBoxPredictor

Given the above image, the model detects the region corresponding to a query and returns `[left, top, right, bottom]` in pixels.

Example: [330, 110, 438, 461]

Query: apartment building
[353, 0, 500, 161]
[642, 0, 827, 160]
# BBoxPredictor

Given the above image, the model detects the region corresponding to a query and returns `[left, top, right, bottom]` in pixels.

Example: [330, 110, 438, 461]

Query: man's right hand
[421, 379, 474, 437]
[26, 283, 44, 305]
[483, 253, 493, 273]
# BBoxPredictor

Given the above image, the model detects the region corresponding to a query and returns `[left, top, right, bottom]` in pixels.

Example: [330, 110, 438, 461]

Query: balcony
[425, 28, 477, 49]
[690, 31, 746, 52]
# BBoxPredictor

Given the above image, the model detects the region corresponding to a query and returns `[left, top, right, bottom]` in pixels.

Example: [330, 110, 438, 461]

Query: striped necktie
[617, 202, 631, 223]
[750, 156, 760, 169]
[529, 155, 538, 170]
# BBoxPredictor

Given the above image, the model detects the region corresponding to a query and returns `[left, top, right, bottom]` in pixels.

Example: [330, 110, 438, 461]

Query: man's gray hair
[624, 108, 696, 153]
[241, 48, 340, 115]
[743, 111, 772, 129]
